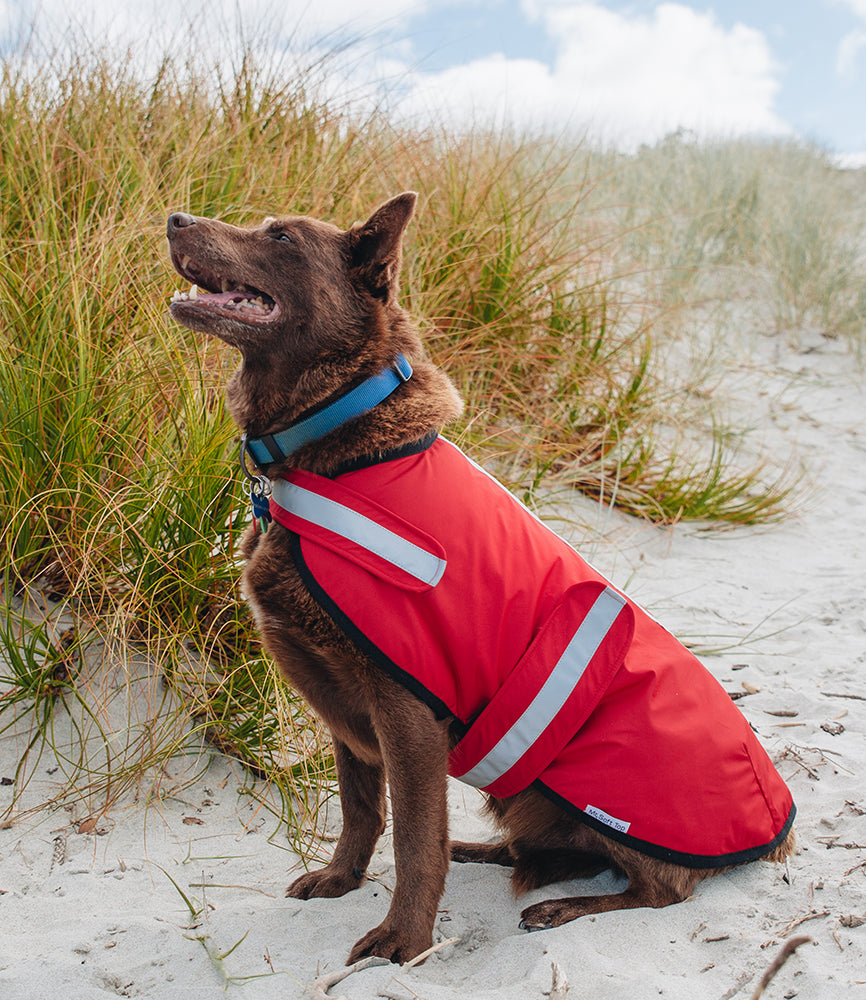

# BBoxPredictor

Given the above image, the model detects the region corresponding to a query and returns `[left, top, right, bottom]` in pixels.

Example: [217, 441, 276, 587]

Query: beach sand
[1, 331, 865, 999]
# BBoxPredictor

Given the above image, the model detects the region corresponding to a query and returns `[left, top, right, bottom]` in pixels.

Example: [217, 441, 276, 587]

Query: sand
[1, 331, 865, 999]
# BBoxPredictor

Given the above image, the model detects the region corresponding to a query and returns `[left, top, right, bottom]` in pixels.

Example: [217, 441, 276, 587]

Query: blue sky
[3, 0, 865, 157]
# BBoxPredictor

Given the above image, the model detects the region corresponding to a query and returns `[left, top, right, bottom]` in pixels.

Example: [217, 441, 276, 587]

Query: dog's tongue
[200, 289, 255, 304]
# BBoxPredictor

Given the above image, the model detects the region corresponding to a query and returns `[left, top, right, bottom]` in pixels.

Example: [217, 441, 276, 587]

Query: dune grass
[586, 131, 866, 345]
[1, 41, 864, 835]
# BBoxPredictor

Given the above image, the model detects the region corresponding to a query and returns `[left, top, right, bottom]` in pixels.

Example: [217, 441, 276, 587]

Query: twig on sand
[402, 936, 460, 970]
[308, 956, 390, 1000]
[747, 936, 811, 1000]
[778, 910, 829, 935]
[309, 937, 461, 1000]
[720, 972, 754, 1000]
[49, 833, 66, 872]
[549, 960, 570, 999]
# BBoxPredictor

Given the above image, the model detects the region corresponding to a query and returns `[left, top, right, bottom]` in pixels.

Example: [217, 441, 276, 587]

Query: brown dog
[166, 194, 795, 965]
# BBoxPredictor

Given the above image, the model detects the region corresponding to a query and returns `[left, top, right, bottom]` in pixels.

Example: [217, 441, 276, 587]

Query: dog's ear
[347, 192, 417, 301]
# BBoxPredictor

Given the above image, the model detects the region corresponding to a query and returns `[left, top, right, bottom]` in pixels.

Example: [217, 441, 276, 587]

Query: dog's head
[166, 193, 462, 461]
[167, 192, 417, 359]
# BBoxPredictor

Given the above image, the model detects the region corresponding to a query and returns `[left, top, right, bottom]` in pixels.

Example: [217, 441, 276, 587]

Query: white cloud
[837, 26, 866, 78]
[395, 2, 787, 148]
[2, 0, 429, 53]
[832, 0, 866, 81]
[834, 150, 866, 168]
[0, 0, 433, 107]
[834, 0, 866, 17]
[393, 53, 561, 129]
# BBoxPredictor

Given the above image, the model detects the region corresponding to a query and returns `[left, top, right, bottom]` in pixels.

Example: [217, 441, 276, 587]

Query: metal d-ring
[240, 433, 272, 498]
[247, 474, 271, 500]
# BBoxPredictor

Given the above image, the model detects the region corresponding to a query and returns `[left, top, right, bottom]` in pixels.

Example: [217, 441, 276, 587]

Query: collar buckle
[393, 355, 413, 382]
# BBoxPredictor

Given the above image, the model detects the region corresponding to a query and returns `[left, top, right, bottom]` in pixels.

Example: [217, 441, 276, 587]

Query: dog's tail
[764, 828, 796, 863]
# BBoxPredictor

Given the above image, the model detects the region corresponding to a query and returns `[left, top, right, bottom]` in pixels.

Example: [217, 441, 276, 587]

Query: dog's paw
[347, 921, 432, 966]
[519, 898, 576, 931]
[286, 865, 363, 900]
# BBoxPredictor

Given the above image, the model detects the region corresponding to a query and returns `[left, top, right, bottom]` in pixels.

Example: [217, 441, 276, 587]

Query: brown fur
[166, 194, 794, 964]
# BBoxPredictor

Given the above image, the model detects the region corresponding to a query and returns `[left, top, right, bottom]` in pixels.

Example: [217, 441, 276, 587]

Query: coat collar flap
[270, 467, 447, 593]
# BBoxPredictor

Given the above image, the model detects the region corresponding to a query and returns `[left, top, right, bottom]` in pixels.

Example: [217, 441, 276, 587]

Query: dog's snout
[167, 212, 196, 235]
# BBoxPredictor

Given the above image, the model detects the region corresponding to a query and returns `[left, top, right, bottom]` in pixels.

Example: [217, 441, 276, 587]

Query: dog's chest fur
[241, 522, 398, 763]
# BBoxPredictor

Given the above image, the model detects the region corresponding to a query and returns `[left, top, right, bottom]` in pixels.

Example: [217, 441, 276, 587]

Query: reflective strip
[457, 586, 627, 788]
[271, 478, 447, 587]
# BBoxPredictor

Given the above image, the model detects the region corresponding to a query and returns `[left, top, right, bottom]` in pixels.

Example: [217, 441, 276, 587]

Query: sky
[2, 0, 865, 159]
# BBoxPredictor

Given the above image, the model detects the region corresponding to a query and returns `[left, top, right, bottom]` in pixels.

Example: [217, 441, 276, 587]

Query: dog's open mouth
[169, 253, 279, 324]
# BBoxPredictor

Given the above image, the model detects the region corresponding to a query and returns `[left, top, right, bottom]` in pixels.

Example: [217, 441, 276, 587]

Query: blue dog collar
[242, 354, 413, 468]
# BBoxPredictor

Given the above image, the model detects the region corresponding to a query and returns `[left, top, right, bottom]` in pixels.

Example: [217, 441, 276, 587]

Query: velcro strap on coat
[269, 469, 447, 592]
[448, 581, 634, 797]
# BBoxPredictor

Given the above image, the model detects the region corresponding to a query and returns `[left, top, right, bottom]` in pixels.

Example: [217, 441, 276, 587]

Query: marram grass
[2, 41, 861, 834]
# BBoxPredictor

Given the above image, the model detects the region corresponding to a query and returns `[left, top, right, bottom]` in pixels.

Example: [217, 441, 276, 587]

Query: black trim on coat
[330, 431, 438, 478]
[533, 779, 796, 870]
[289, 530, 457, 726]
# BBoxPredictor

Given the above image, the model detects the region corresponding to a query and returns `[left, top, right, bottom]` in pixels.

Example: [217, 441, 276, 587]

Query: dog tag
[247, 476, 272, 533]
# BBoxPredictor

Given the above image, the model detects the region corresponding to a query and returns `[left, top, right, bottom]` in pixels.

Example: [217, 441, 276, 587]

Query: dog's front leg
[287, 739, 386, 899]
[347, 689, 450, 965]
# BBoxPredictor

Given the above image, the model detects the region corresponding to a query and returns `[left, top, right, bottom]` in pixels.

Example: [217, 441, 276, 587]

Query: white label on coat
[585, 804, 631, 833]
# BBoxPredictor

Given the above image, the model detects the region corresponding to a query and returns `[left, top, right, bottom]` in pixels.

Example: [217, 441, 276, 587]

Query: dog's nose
[167, 212, 196, 235]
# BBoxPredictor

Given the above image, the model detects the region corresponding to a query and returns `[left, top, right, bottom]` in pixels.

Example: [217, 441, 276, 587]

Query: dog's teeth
[221, 279, 230, 292]
[181, 255, 191, 270]
[183, 287, 273, 315]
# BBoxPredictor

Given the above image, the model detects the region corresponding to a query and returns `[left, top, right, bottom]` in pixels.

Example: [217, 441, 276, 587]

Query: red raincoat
[270, 436, 794, 867]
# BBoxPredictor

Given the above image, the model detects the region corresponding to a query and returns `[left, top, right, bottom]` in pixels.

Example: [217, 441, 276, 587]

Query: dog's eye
[273, 231, 295, 244]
